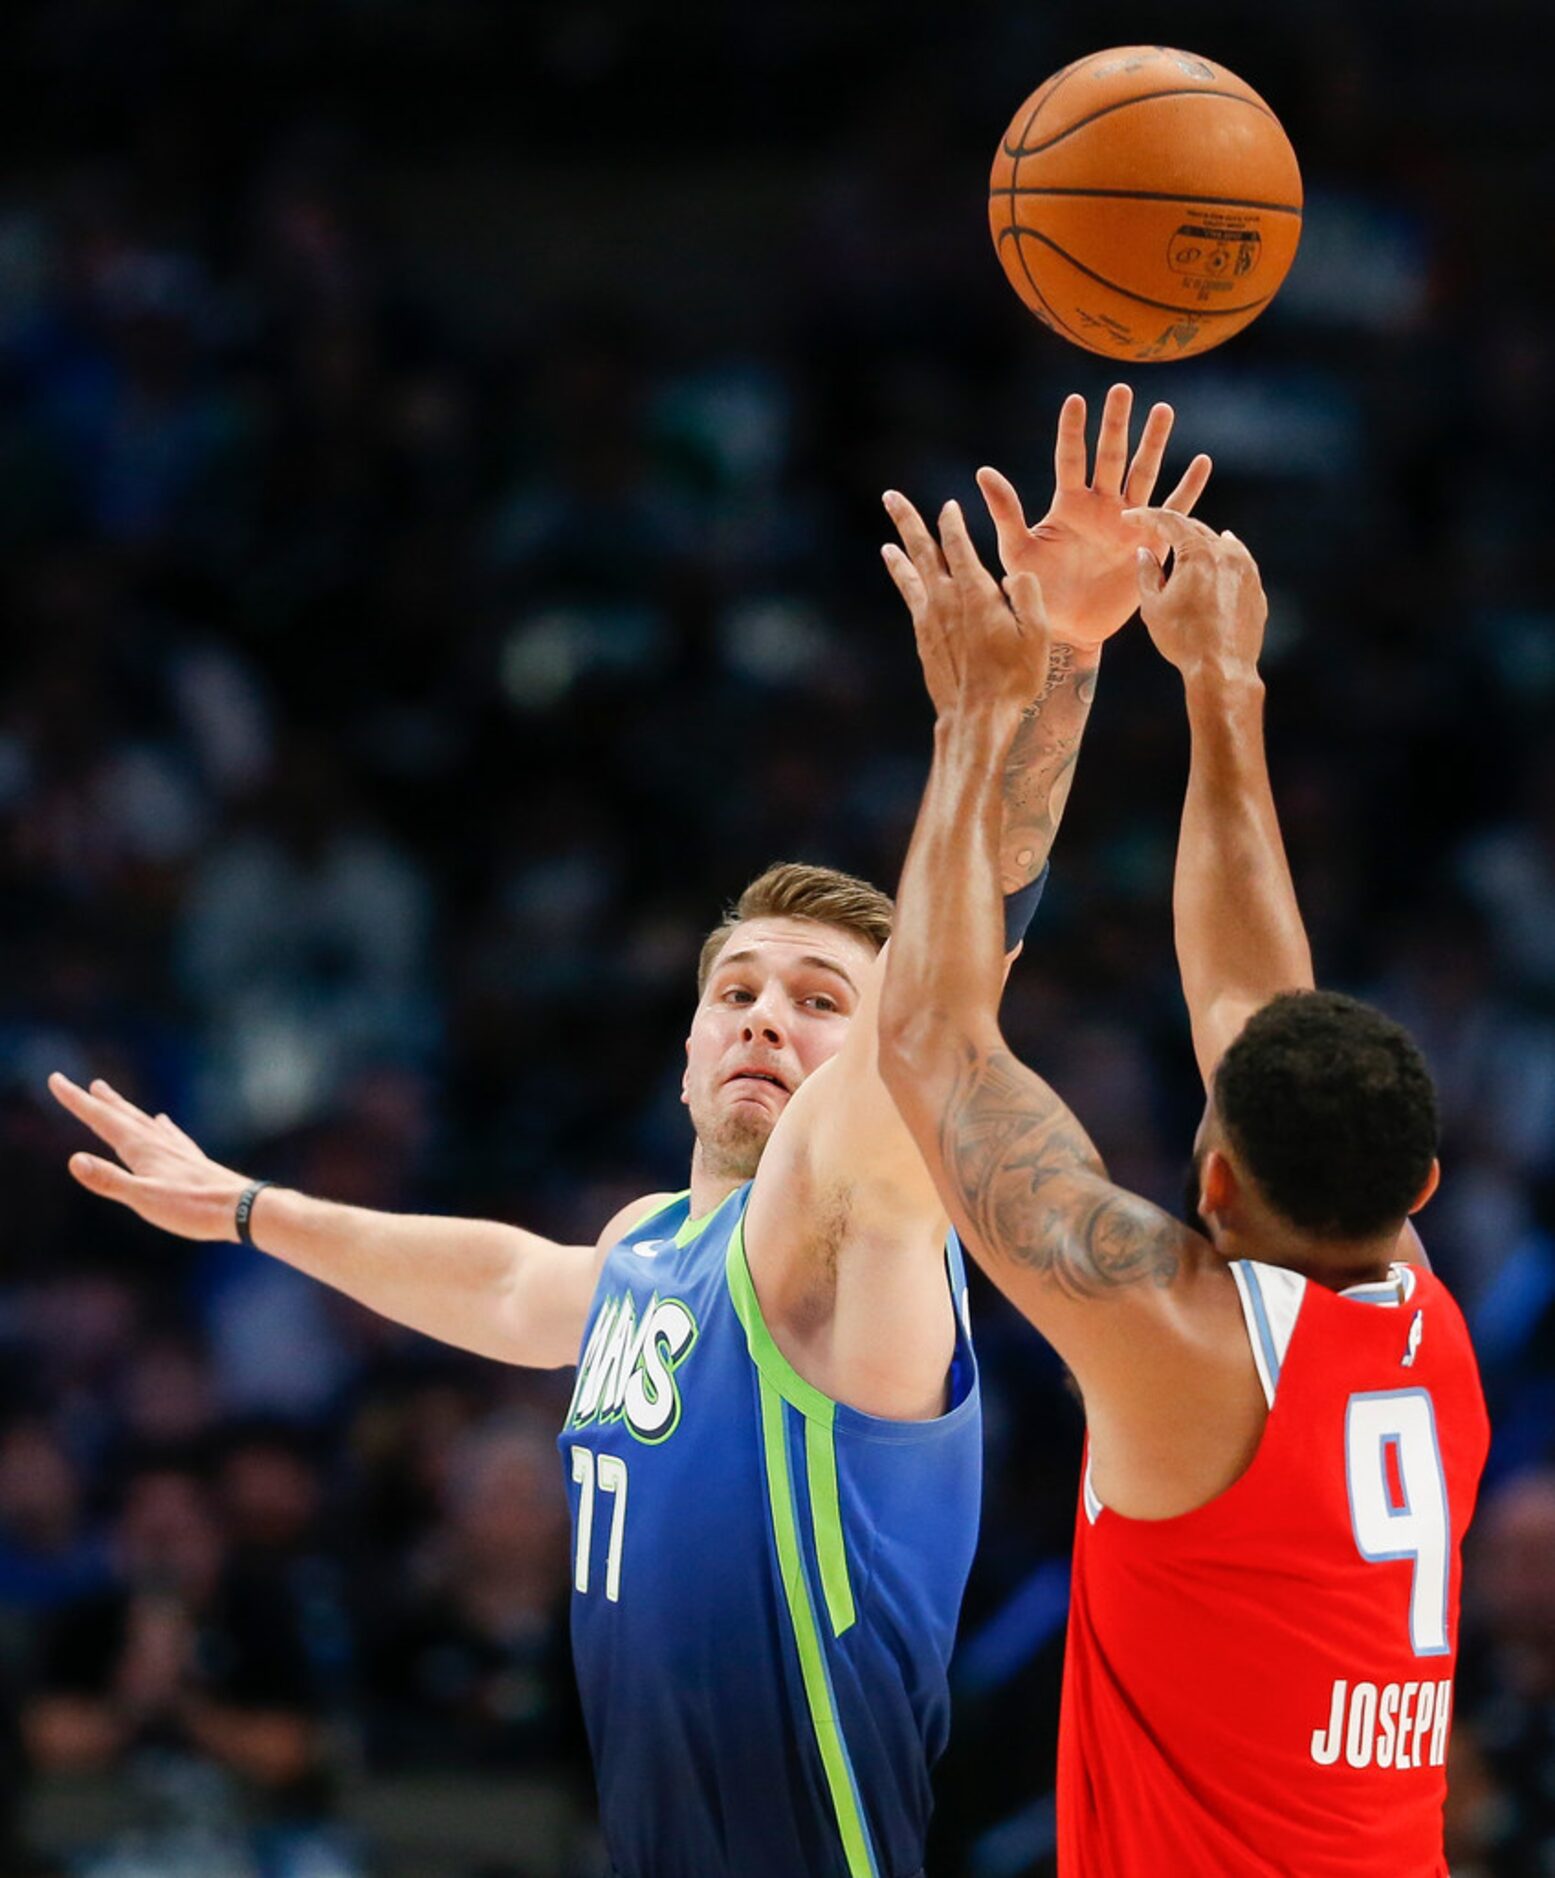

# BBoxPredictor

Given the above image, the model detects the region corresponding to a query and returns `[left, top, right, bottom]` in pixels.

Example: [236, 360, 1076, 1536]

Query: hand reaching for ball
[977, 384, 1212, 649]
[881, 493, 1050, 719]
[1125, 506, 1268, 681]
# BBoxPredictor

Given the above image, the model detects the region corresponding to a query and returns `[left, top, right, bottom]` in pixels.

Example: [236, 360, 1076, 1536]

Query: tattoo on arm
[1000, 647, 1100, 893]
[939, 1044, 1183, 1300]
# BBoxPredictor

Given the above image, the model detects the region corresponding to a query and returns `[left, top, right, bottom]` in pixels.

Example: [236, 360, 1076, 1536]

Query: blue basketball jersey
[559, 1183, 981, 1878]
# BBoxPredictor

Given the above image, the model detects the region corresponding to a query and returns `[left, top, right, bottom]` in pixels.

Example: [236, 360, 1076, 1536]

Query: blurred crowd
[1, 1, 1553, 1873]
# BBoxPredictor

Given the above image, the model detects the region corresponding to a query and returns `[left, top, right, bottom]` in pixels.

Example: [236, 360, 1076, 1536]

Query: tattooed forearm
[999, 646, 1101, 892]
[939, 1044, 1182, 1300]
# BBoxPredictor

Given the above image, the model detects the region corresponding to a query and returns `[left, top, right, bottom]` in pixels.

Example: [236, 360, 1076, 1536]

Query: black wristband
[1002, 863, 1051, 952]
[234, 1180, 274, 1247]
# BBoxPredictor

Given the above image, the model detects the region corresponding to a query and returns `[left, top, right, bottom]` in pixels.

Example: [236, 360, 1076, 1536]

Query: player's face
[682, 918, 875, 1180]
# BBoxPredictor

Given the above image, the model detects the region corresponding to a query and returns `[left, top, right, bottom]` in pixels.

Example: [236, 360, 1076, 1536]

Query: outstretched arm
[48, 1073, 664, 1368]
[1125, 508, 1312, 1084]
[1126, 509, 1428, 1267]
[743, 395, 1207, 1415]
[877, 503, 1212, 1395]
[981, 384, 1211, 895]
[778, 388, 1212, 1213]
[879, 505, 1267, 1519]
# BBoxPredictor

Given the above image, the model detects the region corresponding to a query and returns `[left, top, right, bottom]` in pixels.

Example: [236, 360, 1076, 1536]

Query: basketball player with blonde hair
[52, 390, 1209, 1878]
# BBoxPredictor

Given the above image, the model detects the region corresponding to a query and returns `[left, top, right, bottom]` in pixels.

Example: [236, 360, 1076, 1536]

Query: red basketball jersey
[1058, 1258, 1489, 1877]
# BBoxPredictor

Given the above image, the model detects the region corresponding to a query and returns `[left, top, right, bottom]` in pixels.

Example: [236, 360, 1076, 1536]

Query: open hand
[978, 385, 1212, 649]
[881, 491, 1049, 716]
[48, 1073, 251, 1242]
[1125, 507, 1268, 680]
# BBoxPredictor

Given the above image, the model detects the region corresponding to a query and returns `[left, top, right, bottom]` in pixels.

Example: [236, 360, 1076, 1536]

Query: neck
[1310, 1250, 1404, 1292]
[1222, 1219, 1402, 1290]
[688, 1141, 750, 1220]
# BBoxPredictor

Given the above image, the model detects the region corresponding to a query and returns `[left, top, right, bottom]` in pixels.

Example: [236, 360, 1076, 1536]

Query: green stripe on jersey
[756, 1376, 878, 1878]
[805, 1417, 857, 1638]
[725, 1216, 834, 1421]
[726, 1218, 858, 1633]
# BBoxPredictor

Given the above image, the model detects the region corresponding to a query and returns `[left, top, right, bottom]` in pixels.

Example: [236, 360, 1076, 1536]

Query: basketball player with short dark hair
[51, 392, 1210, 1878]
[878, 495, 1487, 1876]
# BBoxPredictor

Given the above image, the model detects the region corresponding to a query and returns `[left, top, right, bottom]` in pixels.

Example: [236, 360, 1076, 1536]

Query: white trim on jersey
[1230, 1260, 1308, 1409]
[1082, 1455, 1103, 1525]
[1340, 1260, 1418, 1308]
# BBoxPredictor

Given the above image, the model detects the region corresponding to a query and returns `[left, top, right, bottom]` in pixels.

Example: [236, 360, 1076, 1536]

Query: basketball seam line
[1004, 64, 1094, 346]
[1016, 54, 1088, 149]
[1001, 88, 1277, 162]
[997, 224, 1274, 319]
[1000, 204, 1092, 345]
[993, 185, 1302, 215]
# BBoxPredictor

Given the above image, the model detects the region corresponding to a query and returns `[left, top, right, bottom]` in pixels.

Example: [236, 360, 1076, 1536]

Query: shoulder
[1081, 1249, 1267, 1517]
[594, 1191, 685, 1254]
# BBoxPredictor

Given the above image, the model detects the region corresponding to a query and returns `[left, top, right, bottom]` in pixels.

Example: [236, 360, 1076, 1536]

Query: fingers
[88, 1077, 155, 1129]
[1121, 505, 1220, 557]
[1216, 527, 1263, 581]
[1053, 392, 1088, 490]
[54, 1072, 173, 1147]
[936, 499, 1000, 595]
[47, 1070, 89, 1119]
[975, 465, 1028, 567]
[1135, 546, 1167, 601]
[1004, 569, 1049, 635]
[153, 1111, 202, 1152]
[883, 490, 949, 584]
[1091, 383, 1134, 496]
[47, 1073, 137, 1155]
[1122, 401, 1174, 506]
[66, 1155, 213, 1237]
[68, 1152, 149, 1207]
[1162, 452, 1214, 516]
[880, 542, 926, 617]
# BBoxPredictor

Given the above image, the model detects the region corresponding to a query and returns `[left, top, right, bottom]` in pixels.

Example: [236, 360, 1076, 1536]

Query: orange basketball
[989, 46, 1302, 362]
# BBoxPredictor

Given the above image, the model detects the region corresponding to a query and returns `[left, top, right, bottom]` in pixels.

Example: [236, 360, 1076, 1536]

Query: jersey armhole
[1230, 1260, 1307, 1409]
[727, 1211, 978, 1436]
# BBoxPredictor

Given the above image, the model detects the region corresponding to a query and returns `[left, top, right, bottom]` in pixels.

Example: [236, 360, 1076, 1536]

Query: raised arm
[47, 1073, 663, 1368]
[876, 504, 1216, 1377]
[765, 391, 1211, 1225]
[876, 503, 1268, 1516]
[1125, 508, 1313, 1084]
[980, 385, 1211, 896]
[1126, 509, 1428, 1268]
[743, 396, 1206, 1415]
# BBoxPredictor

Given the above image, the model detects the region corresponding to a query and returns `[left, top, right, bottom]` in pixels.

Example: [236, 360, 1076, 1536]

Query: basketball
[989, 46, 1303, 362]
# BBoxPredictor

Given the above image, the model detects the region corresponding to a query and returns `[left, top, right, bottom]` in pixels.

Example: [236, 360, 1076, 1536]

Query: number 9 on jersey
[1345, 1390, 1451, 1658]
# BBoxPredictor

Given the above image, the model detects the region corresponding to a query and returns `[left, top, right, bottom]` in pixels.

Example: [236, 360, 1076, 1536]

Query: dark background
[2, 2, 1553, 1873]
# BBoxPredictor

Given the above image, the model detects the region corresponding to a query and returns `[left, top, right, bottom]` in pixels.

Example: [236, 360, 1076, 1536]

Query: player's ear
[1199, 1148, 1236, 1223]
[1407, 1159, 1441, 1216]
